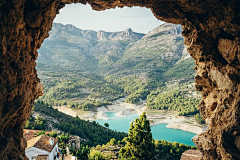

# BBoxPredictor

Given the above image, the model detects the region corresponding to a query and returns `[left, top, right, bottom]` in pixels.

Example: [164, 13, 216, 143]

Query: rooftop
[26, 134, 58, 152]
[23, 129, 54, 141]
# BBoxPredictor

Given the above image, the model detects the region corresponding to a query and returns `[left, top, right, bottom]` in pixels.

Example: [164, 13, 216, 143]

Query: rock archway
[0, 0, 239, 159]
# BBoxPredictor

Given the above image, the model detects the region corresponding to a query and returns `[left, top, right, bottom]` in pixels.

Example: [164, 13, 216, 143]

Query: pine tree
[104, 123, 109, 129]
[119, 112, 155, 160]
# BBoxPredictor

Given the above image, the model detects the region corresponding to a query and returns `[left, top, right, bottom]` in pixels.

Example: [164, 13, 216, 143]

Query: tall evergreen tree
[104, 123, 109, 129]
[119, 112, 155, 159]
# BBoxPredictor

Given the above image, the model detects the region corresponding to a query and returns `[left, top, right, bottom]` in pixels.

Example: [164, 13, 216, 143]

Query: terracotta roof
[36, 155, 48, 160]
[26, 135, 42, 149]
[26, 134, 58, 152]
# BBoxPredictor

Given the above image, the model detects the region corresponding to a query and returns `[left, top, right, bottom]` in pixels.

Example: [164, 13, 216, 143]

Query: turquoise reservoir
[95, 112, 196, 146]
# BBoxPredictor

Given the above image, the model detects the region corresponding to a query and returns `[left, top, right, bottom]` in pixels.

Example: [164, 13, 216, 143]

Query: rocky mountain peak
[97, 30, 109, 41]
[143, 23, 182, 39]
[125, 28, 133, 35]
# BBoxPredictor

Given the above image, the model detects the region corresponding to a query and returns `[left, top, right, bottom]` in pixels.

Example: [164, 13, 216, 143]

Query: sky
[54, 4, 164, 34]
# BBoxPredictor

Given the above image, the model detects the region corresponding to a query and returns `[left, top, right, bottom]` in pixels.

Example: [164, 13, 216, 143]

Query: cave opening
[32, 2, 200, 153]
[0, 1, 239, 160]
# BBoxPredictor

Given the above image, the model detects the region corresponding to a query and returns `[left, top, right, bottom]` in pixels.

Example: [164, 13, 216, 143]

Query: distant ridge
[38, 22, 191, 76]
[37, 22, 196, 109]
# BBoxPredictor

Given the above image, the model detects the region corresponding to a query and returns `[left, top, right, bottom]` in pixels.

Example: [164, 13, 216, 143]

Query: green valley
[37, 23, 200, 117]
[32, 24, 204, 159]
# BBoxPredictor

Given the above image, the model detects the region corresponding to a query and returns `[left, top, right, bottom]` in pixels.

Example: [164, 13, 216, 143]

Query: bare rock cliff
[0, 0, 239, 159]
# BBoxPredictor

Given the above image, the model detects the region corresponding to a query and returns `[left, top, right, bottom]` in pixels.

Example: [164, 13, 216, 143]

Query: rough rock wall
[0, 0, 62, 159]
[0, 0, 239, 159]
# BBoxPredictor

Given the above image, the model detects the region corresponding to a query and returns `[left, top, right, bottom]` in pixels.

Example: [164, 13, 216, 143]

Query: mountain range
[37, 22, 196, 105]
[38, 23, 191, 75]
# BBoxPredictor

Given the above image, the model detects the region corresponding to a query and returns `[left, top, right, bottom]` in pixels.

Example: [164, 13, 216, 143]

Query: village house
[25, 134, 59, 160]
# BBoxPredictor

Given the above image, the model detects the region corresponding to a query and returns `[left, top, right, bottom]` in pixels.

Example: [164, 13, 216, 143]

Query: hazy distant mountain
[37, 23, 145, 72]
[110, 23, 186, 74]
[37, 22, 194, 80]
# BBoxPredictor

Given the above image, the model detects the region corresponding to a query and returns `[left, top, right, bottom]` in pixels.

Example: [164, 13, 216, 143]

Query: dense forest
[38, 57, 196, 109]
[24, 114, 47, 130]
[154, 140, 196, 159]
[147, 86, 200, 116]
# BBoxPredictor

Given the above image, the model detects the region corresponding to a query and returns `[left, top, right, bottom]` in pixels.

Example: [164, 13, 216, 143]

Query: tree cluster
[194, 113, 205, 124]
[24, 115, 47, 130]
[154, 140, 196, 159]
[147, 89, 200, 116]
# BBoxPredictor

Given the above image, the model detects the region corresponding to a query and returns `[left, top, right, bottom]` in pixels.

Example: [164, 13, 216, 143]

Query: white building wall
[25, 147, 50, 160]
[49, 143, 58, 160]
[25, 143, 58, 160]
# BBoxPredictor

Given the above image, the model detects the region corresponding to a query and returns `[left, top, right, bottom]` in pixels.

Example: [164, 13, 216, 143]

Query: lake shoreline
[148, 114, 203, 134]
[53, 98, 203, 135]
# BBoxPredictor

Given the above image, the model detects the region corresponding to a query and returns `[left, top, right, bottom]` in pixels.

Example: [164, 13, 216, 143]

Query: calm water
[95, 112, 196, 146]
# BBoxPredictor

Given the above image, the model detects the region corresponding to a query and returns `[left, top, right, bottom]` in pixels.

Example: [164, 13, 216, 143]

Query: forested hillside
[31, 103, 197, 159]
[33, 101, 127, 146]
[37, 23, 199, 116]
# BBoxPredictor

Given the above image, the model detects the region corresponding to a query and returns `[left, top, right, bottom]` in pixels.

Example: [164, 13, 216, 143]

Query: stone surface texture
[0, 0, 239, 159]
